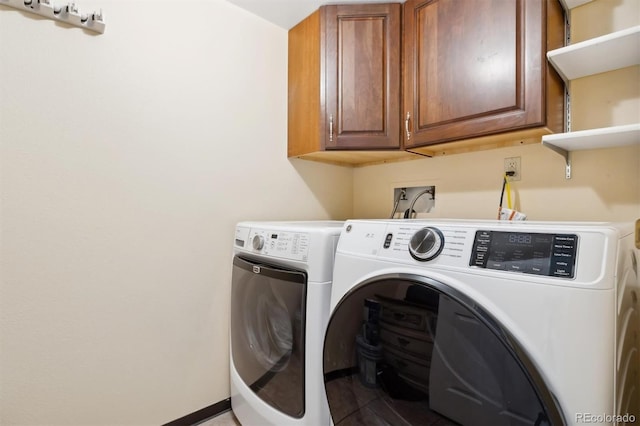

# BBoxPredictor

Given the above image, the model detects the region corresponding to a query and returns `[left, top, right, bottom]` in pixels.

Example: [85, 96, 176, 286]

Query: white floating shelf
[541, 124, 640, 179]
[559, 0, 593, 10]
[547, 26, 640, 81]
[542, 124, 640, 151]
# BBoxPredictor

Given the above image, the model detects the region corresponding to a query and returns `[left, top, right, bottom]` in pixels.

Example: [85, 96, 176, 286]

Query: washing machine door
[231, 255, 307, 418]
[323, 274, 565, 426]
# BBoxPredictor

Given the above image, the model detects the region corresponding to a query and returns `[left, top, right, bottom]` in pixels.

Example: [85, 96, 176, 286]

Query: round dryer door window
[244, 286, 294, 372]
[323, 275, 564, 426]
[231, 256, 307, 418]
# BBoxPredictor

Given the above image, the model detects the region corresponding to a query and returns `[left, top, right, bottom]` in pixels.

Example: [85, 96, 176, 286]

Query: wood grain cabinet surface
[403, 0, 565, 156]
[288, 0, 565, 165]
[288, 3, 418, 166]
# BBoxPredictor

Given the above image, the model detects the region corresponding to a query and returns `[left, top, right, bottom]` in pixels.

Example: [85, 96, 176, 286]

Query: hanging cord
[389, 188, 407, 219]
[404, 187, 435, 219]
[498, 172, 515, 220]
[498, 177, 507, 219]
[505, 174, 513, 209]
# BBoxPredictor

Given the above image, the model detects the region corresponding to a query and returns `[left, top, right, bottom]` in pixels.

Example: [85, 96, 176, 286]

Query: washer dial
[409, 227, 444, 261]
[252, 234, 265, 251]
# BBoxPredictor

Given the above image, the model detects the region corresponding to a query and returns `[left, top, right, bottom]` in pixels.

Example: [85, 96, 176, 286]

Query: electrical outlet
[504, 156, 521, 181]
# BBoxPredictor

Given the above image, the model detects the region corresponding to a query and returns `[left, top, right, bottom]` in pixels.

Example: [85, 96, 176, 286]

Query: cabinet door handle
[329, 114, 334, 143]
[405, 112, 411, 141]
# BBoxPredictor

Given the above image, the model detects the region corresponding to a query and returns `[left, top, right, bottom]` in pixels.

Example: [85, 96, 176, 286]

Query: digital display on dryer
[470, 231, 578, 278]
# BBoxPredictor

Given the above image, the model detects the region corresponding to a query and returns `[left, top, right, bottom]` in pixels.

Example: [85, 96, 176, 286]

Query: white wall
[354, 0, 640, 222]
[0, 1, 352, 424]
[2, 0, 638, 423]
[354, 143, 639, 220]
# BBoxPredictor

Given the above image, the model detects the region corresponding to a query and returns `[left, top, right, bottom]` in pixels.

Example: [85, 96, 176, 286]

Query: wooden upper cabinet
[403, 0, 565, 154]
[289, 3, 413, 165]
[324, 4, 401, 149]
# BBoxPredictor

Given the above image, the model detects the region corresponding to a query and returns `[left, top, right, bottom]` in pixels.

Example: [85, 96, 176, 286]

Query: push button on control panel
[383, 233, 393, 249]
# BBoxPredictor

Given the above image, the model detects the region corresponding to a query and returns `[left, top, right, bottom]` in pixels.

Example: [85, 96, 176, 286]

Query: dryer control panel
[235, 226, 310, 262]
[470, 231, 578, 279]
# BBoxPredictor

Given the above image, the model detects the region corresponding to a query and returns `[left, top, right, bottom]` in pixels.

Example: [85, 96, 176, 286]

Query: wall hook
[0, 0, 105, 33]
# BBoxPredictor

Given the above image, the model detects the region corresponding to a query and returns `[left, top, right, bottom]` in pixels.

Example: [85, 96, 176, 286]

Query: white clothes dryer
[230, 221, 343, 426]
[323, 219, 639, 426]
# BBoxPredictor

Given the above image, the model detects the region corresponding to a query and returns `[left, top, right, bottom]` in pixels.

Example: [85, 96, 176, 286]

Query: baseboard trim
[163, 398, 231, 426]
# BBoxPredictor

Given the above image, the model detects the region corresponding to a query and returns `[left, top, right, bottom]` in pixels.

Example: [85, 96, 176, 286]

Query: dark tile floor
[325, 373, 456, 426]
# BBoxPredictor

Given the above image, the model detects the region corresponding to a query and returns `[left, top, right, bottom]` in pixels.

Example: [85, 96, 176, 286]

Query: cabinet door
[403, 0, 554, 148]
[323, 4, 401, 150]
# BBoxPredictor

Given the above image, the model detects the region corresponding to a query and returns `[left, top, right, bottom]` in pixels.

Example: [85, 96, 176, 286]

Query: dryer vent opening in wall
[392, 186, 436, 219]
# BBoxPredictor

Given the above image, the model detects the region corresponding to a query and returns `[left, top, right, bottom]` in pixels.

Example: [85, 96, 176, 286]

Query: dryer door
[231, 255, 307, 418]
[323, 274, 564, 426]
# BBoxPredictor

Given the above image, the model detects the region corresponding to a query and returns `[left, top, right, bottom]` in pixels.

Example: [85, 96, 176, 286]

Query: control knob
[409, 227, 444, 261]
[252, 234, 265, 251]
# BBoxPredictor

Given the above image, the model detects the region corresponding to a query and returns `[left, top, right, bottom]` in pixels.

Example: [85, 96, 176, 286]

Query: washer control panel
[343, 222, 469, 263]
[337, 220, 622, 286]
[470, 231, 578, 278]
